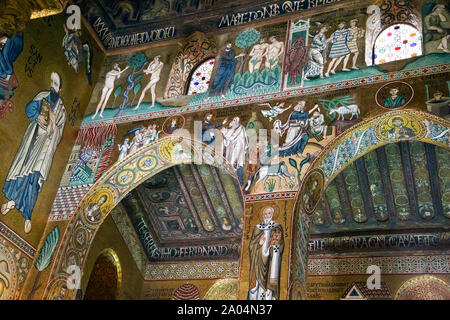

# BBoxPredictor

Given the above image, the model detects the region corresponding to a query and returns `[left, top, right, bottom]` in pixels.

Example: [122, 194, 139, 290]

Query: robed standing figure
[1, 72, 66, 233]
[207, 43, 245, 99]
[275, 101, 319, 158]
[0, 32, 24, 98]
[285, 36, 307, 86]
[248, 207, 284, 300]
[220, 117, 248, 185]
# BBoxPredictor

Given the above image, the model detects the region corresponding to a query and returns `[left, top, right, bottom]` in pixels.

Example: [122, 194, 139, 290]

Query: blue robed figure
[0, 33, 23, 79]
[0, 33, 24, 98]
[275, 101, 320, 157]
[198, 113, 227, 147]
[2, 72, 66, 233]
[62, 27, 81, 72]
[208, 43, 244, 98]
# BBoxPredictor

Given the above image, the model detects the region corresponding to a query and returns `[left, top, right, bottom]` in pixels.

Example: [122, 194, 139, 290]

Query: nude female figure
[134, 55, 164, 110]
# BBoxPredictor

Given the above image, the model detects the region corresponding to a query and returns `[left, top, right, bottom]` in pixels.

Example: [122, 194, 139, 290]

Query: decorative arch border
[0, 240, 19, 300]
[84, 248, 122, 299]
[365, 1, 422, 67]
[164, 32, 217, 99]
[394, 275, 450, 300]
[288, 109, 450, 298]
[303, 110, 449, 193]
[41, 136, 237, 299]
[378, 0, 421, 31]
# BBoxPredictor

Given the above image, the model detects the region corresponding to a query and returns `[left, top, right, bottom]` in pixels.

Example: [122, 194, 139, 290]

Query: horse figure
[245, 161, 295, 192]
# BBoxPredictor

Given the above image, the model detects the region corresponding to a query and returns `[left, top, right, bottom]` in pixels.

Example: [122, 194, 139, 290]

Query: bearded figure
[220, 117, 248, 185]
[248, 207, 284, 300]
[2, 72, 66, 233]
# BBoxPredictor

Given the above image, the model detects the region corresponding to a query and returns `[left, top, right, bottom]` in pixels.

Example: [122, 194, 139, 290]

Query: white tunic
[6, 91, 66, 189]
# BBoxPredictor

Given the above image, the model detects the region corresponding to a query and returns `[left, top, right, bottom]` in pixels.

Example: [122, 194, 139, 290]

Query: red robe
[285, 37, 307, 86]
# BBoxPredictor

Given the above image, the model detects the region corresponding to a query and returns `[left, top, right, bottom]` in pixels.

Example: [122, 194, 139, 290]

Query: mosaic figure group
[286, 18, 365, 85]
[117, 124, 160, 162]
[308, 19, 364, 80]
[248, 36, 285, 73]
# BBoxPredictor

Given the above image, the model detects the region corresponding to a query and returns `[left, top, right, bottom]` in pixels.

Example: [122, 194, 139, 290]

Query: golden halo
[386, 114, 410, 128]
[375, 111, 426, 143]
[83, 187, 116, 223]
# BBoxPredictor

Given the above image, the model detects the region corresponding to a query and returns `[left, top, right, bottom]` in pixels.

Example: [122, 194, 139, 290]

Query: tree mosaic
[186, 25, 286, 106]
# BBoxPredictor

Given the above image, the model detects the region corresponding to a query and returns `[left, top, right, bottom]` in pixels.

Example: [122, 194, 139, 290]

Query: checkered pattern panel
[49, 184, 93, 217]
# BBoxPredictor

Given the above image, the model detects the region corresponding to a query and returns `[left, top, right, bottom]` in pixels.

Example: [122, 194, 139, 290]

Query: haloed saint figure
[1, 72, 66, 233]
[248, 206, 284, 300]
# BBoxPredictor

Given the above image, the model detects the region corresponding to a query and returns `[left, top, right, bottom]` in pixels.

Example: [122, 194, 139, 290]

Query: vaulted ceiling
[75, 0, 277, 50]
[115, 163, 244, 262]
[84, 0, 269, 27]
[310, 142, 450, 236]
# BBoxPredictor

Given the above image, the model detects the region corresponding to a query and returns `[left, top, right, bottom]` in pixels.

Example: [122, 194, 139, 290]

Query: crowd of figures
[82, 3, 450, 115]
[285, 2, 450, 86]
[117, 124, 160, 162]
[105, 1, 448, 192]
[114, 93, 359, 194]
[204, 35, 285, 101]
[286, 18, 365, 85]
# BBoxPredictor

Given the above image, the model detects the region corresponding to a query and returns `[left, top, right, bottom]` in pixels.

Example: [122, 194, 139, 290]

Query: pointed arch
[365, 0, 422, 67]
[185, 57, 216, 95]
[84, 249, 122, 300]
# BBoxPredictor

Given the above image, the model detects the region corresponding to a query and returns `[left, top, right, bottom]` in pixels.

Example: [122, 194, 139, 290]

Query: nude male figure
[248, 38, 268, 73]
[265, 36, 285, 69]
[91, 63, 128, 119]
[134, 55, 164, 110]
